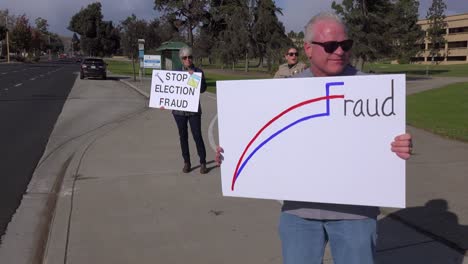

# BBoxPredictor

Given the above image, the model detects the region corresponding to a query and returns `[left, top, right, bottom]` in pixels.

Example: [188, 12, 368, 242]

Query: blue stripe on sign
[145, 60, 161, 63]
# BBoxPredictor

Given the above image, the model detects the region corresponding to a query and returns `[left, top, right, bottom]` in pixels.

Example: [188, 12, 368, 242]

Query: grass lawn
[407, 82, 468, 142]
[205, 72, 266, 93]
[365, 63, 468, 77]
[105, 59, 153, 75]
[105, 59, 266, 93]
[106, 59, 467, 141]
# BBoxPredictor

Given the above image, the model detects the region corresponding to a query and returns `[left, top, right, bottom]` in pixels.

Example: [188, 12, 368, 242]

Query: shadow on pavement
[107, 76, 130, 81]
[377, 199, 467, 263]
[81, 76, 130, 81]
[186, 160, 218, 173]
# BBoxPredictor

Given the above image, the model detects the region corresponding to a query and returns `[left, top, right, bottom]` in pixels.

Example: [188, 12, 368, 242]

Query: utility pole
[6, 16, 10, 63]
[48, 34, 51, 61]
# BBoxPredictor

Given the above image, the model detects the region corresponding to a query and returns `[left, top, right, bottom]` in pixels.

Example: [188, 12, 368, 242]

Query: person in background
[172, 46, 208, 174]
[274, 47, 307, 78]
[216, 12, 413, 264]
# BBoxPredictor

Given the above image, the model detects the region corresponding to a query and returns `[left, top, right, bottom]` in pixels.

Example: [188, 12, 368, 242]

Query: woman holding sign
[172, 46, 208, 174]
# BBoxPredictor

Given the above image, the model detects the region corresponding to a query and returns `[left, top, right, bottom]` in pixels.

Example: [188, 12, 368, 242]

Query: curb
[119, 79, 150, 98]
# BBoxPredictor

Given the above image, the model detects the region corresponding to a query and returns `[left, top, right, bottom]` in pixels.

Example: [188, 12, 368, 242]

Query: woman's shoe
[183, 162, 191, 173]
[200, 163, 208, 174]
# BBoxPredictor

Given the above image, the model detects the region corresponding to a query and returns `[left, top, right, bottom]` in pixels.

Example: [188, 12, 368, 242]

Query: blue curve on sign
[234, 82, 344, 182]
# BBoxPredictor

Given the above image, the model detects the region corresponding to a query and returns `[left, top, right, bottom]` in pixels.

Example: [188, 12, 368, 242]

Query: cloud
[277, 0, 338, 33]
[2, 0, 157, 35]
[2, 0, 468, 37]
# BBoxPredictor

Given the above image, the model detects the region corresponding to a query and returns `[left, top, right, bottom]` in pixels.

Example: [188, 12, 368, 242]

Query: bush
[398, 57, 410, 64]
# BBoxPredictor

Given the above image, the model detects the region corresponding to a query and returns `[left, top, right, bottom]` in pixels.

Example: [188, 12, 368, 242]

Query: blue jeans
[278, 212, 377, 264]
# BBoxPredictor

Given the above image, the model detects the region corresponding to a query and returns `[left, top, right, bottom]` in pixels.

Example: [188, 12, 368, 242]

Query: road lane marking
[206, 93, 218, 152]
[14, 83, 22, 87]
[208, 113, 218, 152]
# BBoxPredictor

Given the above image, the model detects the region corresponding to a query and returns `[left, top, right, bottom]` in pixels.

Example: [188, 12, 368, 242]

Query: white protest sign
[149, 70, 202, 112]
[217, 74, 406, 208]
[143, 55, 161, 69]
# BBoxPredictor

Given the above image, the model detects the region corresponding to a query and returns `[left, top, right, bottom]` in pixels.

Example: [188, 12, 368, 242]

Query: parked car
[80, 58, 107, 80]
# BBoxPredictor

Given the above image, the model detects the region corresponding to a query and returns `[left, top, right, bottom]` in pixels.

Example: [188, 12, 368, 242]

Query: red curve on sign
[231, 94, 344, 190]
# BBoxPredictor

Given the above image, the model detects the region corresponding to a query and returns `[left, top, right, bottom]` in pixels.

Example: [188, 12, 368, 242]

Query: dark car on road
[80, 58, 107, 80]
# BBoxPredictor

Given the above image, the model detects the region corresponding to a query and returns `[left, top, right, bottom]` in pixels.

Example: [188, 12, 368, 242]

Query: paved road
[0, 69, 147, 263]
[0, 61, 78, 239]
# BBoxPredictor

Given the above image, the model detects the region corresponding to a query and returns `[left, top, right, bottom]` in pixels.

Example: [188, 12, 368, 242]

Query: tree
[0, 9, 15, 42]
[68, 3, 119, 57]
[120, 14, 148, 59]
[68, 2, 103, 38]
[297, 31, 304, 39]
[32, 17, 51, 55]
[426, 0, 447, 62]
[35, 17, 48, 34]
[68, 2, 104, 56]
[1, 10, 15, 57]
[30, 28, 42, 56]
[0, 26, 6, 42]
[48, 33, 64, 53]
[72, 33, 80, 53]
[120, 14, 148, 80]
[251, 0, 291, 71]
[157, 15, 184, 44]
[145, 19, 163, 52]
[208, 0, 251, 69]
[11, 14, 32, 55]
[332, 0, 394, 69]
[154, 0, 209, 46]
[99, 21, 120, 56]
[389, 0, 424, 63]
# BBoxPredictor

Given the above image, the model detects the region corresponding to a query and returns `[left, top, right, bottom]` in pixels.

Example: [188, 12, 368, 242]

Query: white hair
[179, 46, 192, 58]
[304, 12, 347, 43]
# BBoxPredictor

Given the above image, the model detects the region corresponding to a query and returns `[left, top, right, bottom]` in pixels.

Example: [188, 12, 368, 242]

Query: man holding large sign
[150, 46, 209, 174]
[216, 12, 413, 264]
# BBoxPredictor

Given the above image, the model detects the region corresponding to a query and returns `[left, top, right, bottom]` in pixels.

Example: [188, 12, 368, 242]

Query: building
[414, 13, 468, 64]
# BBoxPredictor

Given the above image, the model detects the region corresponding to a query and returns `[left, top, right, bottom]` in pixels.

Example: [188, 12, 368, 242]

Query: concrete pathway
[0, 73, 467, 264]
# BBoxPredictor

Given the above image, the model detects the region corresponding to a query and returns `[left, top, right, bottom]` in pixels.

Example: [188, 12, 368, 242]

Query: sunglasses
[287, 52, 299, 57]
[311, 39, 353, 53]
[182, 55, 193, 60]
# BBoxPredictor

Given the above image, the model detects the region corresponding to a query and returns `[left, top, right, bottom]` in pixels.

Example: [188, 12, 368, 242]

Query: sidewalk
[1, 74, 467, 263]
[91, 75, 468, 263]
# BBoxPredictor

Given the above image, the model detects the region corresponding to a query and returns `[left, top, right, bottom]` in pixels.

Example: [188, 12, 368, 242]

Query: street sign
[138, 39, 145, 59]
[143, 55, 162, 69]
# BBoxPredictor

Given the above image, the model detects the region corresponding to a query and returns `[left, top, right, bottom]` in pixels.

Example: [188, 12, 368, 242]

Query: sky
[2, 0, 468, 37]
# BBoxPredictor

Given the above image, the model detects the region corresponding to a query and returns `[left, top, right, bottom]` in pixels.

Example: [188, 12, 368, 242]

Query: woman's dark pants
[173, 113, 207, 164]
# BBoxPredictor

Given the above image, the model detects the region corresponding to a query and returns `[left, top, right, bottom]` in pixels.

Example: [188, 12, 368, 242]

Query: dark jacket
[172, 65, 207, 116]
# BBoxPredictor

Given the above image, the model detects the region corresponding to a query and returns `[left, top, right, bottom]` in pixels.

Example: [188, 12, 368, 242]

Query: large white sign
[217, 74, 406, 208]
[149, 70, 202, 112]
[143, 55, 161, 69]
